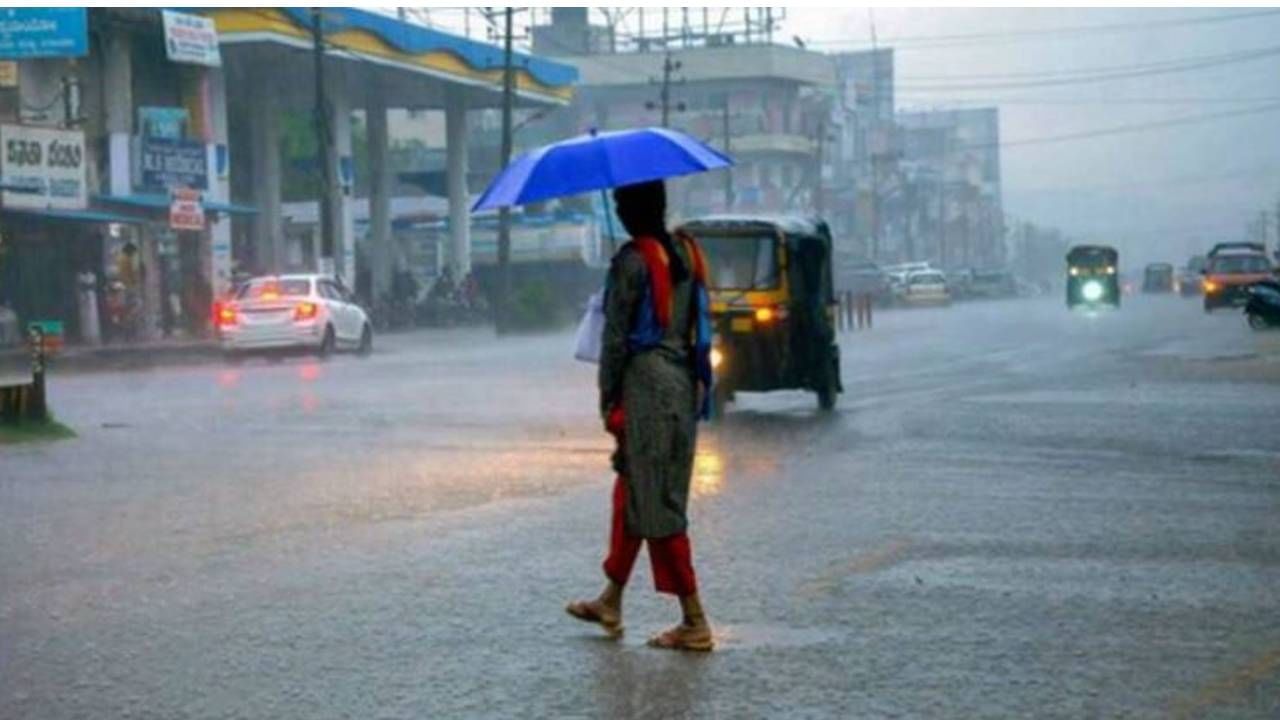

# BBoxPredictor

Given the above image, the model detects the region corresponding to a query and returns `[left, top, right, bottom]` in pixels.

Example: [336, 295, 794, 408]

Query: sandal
[647, 623, 714, 652]
[565, 599, 624, 637]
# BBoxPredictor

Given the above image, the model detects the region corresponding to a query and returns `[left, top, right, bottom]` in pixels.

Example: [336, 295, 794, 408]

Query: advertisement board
[162, 10, 221, 67]
[0, 124, 87, 210]
[0, 9, 88, 60]
[169, 188, 205, 231]
[140, 136, 208, 190]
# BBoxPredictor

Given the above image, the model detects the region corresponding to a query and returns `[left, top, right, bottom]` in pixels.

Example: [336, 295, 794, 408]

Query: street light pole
[311, 8, 336, 273]
[496, 7, 515, 333]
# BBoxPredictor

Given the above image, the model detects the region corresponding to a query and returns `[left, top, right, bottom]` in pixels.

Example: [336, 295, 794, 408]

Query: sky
[415, 7, 1280, 266]
[779, 7, 1280, 265]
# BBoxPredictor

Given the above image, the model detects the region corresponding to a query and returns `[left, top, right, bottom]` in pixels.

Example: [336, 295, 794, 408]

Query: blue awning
[0, 206, 144, 225]
[94, 193, 258, 215]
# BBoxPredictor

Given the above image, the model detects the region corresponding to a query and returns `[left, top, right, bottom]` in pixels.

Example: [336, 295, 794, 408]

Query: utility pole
[496, 6, 516, 333]
[647, 52, 684, 128]
[814, 119, 825, 218]
[722, 95, 733, 210]
[310, 8, 335, 273]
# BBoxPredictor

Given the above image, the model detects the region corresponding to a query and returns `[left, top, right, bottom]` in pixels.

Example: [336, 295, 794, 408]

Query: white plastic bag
[573, 288, 606, 363]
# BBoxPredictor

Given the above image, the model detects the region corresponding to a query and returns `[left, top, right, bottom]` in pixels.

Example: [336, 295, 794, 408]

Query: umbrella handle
[600, 189, 617, 255]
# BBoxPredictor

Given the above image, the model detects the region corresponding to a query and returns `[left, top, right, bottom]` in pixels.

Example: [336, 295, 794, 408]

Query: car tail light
[216, 304, 238, 327]
[294, 302, 319, 321]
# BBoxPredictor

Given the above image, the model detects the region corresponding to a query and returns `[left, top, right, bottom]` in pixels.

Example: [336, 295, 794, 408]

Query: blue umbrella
[472, 127, 733, 212]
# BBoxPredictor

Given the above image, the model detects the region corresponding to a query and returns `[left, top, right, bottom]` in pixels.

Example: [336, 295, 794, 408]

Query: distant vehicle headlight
[1082, 280, 1105, 302]
[1069, 267, 1080, 277]
[1105, 265, 1116, 275]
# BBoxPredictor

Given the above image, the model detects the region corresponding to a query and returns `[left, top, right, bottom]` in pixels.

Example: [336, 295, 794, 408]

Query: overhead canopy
[204, 8, 578, 107]
[95, 193, 258, 216]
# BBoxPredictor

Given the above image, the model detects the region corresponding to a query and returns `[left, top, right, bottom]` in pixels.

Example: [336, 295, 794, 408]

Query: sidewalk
[46, 337, 220, 374]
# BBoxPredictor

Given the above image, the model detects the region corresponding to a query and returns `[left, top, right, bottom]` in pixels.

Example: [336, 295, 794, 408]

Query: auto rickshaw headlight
[1069, 267, 1080, 277]
[754, 307, 775, 323]
[1081, 280, 1105, 302]
[1105, 265, 1116, 275]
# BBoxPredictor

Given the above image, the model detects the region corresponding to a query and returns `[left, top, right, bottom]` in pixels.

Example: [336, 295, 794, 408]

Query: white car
[901, 270, 952, 306]
[216, 274, 373, 358]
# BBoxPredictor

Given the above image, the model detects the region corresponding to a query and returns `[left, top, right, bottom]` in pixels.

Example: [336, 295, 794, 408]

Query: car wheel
[1247, 312, 1269, 331]
[357, 324, 373, 356]
[317, 325, 336, 359]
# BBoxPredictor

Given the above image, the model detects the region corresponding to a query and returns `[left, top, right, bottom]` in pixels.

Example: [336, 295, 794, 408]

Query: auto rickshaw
[677, 216, 842, 416]
[1066, 244, 1120, 309]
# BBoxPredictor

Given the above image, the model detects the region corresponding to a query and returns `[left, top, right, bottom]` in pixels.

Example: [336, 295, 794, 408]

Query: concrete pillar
[325, 75, 354, 284]
[366, 90, 392, 302]
[249, 69, 282, 273]
[205, 67, 233, 299]
[102, 33, 132, 196]
[445, 86, 471, 276]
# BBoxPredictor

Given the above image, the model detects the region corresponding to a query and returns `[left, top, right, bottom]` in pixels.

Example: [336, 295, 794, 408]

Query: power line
[897, 44, 1280, 82]
[994, 102, 1280, 150]
[806, 9, 1280, 51]
[894, 44, 1280, 92]
[896, 96, 1280, 107]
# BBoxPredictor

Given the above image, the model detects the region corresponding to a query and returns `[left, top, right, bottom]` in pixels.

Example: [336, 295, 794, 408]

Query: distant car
[839, 260, 891, 304]
[1177, 255, 1207, 296]
[216, 274, 373, 359]
[970, 270, 1017, 299]
[1202, 250, 1275, 312]
[901, 270, 951, 306]
[1142, 263, 1174, 293]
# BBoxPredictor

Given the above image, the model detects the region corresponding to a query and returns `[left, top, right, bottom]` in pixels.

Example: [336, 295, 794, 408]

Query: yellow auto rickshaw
[678, 216, 842, 416]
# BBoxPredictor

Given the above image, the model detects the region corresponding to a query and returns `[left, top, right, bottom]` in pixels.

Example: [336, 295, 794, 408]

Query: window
[698, 234, 780, 290]
[1211, 255, 1271, 274]
[237, 278, 311, 300]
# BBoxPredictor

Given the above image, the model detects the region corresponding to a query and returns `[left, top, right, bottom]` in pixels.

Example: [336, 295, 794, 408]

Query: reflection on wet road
[2, 297, 1278, 718]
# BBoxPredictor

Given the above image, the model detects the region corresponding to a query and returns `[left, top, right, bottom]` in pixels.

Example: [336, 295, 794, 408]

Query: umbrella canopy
[472, 127, 733, 212]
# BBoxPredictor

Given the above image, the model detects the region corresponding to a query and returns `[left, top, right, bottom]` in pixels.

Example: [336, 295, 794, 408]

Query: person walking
[566, 180, 715, 652]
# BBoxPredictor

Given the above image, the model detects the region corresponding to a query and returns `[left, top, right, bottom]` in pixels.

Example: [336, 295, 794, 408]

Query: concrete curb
[46, 342, 221, 374]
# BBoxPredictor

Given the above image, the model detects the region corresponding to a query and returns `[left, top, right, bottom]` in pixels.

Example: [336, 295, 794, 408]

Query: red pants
[602, 475, 698, 597]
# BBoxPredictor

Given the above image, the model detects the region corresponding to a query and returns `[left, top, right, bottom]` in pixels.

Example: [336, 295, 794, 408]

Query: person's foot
[565, 598, 623, 638]
[647, 620, 714, 652]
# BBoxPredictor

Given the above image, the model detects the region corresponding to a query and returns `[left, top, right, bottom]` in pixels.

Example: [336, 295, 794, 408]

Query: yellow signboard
[0, 62, 17, 89]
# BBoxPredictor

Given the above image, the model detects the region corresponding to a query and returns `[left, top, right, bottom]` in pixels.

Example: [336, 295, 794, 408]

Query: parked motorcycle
[1243, 279, 1280, 330]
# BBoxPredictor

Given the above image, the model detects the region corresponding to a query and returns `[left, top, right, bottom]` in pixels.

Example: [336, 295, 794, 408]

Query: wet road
[3, 296, 1278, 718]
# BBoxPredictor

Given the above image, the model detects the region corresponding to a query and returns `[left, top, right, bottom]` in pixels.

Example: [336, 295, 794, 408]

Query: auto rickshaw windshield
[698, 234, 781, 291]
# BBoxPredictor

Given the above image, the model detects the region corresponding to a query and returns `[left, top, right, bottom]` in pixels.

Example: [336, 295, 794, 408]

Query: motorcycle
[1243, 279, 1280, 330]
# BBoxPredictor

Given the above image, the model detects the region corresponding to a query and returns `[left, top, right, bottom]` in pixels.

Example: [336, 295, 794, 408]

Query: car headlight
[1081, 280, 1104, 302]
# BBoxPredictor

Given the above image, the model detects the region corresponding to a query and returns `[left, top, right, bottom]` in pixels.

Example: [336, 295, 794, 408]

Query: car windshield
[698, 233, 780, 290]
[236, 278, 311, 300]
[911, 272, 946, 285]
[1211, 256, 1270, 274]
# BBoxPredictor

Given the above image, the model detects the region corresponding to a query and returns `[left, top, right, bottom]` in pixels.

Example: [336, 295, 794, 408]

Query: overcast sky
[421, 7, 1280, 264]
[780, 7, 1280, 264]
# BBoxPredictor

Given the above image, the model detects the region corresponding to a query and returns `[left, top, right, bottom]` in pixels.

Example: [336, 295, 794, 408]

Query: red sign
[169, 187, 204, 231]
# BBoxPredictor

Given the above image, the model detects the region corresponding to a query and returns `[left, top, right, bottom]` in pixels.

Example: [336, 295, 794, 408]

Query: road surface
[2, 295, 1278, 718]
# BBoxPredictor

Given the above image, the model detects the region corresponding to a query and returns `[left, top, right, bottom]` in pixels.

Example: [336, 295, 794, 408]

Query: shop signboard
[0, 61, 17, 88]
[0, 8, 88, 60]
[138, 107, 189, 140]
[0, 124, 86, 209]
[169, 188, 205, 231]
[162, 11, 221, 67]
[140, 136, 208, 191]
